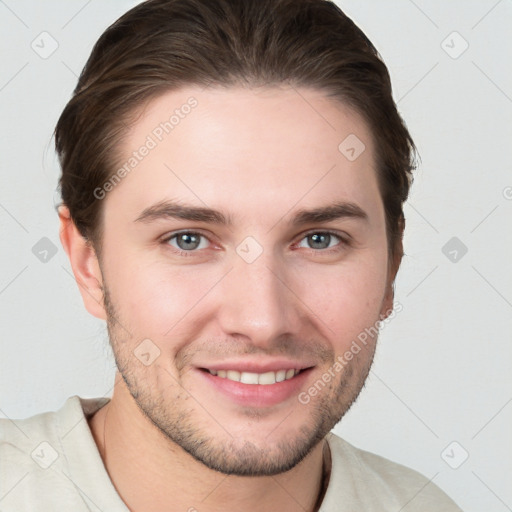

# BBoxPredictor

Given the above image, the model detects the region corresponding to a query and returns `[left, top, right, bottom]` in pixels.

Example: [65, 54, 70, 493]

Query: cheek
[119, 263, 222, 340]
[297, 259, 388, 347]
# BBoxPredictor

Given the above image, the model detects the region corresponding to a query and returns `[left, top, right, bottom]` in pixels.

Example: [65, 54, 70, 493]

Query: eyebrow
[134, 199, 369, 226]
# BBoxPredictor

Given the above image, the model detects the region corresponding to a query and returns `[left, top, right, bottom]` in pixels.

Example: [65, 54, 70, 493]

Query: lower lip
[196, 368, 313, 408]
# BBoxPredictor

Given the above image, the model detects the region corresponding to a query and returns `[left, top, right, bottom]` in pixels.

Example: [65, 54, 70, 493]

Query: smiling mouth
[200, 368, 306, 385]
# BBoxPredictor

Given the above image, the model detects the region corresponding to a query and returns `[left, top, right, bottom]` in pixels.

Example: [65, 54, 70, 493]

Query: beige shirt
[0, 396, 462, 511]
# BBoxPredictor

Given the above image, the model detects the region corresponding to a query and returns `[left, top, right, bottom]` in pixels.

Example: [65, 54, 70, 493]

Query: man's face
[97, 85, 395, 476]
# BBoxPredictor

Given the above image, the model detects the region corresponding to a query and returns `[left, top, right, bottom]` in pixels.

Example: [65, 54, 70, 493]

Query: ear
[380, 215, 405, 321]
[58, 205, 106, 320]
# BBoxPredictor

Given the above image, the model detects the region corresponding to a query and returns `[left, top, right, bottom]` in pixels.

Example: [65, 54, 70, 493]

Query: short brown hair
[55, 0, 416, 260]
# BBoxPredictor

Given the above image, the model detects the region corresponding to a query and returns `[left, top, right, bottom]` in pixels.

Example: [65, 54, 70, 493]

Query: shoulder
[0, 399, 69, 471]
[322, 433, 463, 511]
[0, 395, 105, 457]
[0, 396, 109, 511]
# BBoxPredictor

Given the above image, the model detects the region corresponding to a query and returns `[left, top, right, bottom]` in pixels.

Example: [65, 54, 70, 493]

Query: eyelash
[160, 229, 351, 257]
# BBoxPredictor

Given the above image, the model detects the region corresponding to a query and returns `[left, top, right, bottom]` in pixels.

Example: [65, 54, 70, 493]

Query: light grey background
[1, 1, 511, 510]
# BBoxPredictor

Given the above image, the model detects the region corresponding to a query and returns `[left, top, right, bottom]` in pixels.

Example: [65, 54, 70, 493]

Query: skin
[59, 85, 402, 512]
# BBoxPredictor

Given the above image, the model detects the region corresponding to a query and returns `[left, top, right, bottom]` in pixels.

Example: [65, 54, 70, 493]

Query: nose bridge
[217, 246, 298, 344]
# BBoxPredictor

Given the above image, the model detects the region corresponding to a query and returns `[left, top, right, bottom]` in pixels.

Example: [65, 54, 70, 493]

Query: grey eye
[298, 232, 341, 250]
[168, 232, 209, 251]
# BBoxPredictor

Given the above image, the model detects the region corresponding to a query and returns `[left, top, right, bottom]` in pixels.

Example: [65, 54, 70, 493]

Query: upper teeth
[209, 369, 299, 385]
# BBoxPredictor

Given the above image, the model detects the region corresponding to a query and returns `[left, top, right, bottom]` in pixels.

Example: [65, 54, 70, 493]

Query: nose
[215, 247, 302, 349]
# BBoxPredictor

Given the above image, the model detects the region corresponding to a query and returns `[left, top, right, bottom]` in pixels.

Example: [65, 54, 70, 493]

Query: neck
[88, 374, 329, 512]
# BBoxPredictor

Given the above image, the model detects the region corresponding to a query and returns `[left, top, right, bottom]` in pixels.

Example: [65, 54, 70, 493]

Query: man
[0, 0, 462, 510]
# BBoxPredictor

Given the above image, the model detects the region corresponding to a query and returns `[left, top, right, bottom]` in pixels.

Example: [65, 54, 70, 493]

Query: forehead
[106, 85, 382, 227]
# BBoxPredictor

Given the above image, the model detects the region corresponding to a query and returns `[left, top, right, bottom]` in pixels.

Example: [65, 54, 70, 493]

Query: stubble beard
[102, 283, 377, 476]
